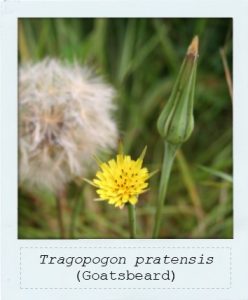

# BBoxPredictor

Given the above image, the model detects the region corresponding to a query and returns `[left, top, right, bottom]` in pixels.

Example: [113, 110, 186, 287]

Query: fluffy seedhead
[19, 59, 118, 192]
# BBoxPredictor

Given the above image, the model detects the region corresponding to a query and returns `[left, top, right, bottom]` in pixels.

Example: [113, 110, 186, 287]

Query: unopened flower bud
[157, 36, 199, 145]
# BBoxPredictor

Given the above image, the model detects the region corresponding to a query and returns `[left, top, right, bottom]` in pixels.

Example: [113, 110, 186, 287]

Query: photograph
[18, 18, 233, 239]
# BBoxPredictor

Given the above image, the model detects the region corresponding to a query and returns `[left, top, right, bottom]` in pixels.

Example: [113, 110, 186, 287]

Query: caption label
[20, 247, 231, 289]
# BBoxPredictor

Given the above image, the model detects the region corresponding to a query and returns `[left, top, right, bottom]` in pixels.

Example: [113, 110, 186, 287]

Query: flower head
[157, 36, 199, 145]
[88, 147, 150, 209]
[19, 59, 118, 192]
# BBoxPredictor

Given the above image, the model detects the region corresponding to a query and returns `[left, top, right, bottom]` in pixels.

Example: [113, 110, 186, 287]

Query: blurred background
[18, 18, 233, 239]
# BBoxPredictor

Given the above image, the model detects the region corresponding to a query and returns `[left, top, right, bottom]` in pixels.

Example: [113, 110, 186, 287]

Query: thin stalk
[69, 190, 84, 238]
[152, 142, 179, 238]
[128, 203, 137, 238]
[56, 196, 66, 238]
[56, 189, 68, 239]
[220, 48, 233, 101]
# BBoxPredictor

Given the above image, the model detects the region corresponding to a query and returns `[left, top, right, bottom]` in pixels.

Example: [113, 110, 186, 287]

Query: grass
[18, 18, 233, 239]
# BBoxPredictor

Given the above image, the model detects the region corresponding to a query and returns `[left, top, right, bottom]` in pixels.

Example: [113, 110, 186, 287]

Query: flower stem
[69, 189, 84, 238]
[128, 204, 137, 238]
[56, 196, 66, 238]
[152, 142, 179, 238]
[56, 189, 68, 239]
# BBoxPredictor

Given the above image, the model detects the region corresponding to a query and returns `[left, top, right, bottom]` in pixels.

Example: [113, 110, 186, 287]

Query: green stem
[69, 190, 84, 238]
[128, 204, 137, 238]
[56, 193, 66, 239]
[152, 142, 179, 238]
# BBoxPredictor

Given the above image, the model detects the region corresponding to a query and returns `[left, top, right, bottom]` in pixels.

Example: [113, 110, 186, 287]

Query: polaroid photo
[1, 0, 248, 299]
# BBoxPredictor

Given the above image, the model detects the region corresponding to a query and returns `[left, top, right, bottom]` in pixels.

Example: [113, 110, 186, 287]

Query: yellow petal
[129, 196, 137, 205]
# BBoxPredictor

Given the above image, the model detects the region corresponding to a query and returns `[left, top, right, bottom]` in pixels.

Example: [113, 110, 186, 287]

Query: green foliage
[18, 18, 233, 239]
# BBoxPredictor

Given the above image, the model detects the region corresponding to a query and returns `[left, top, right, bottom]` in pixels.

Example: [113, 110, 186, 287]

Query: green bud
[157, 36, 199, 145]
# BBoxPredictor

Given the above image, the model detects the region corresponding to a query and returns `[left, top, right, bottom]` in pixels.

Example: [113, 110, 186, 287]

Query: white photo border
[1, 0, 248, 299]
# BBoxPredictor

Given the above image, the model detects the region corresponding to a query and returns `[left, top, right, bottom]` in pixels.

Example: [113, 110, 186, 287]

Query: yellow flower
[88, 147, 150, 209]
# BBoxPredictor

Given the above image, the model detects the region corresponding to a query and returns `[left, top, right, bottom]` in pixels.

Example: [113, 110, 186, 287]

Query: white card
[1, 0, 248, 299]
